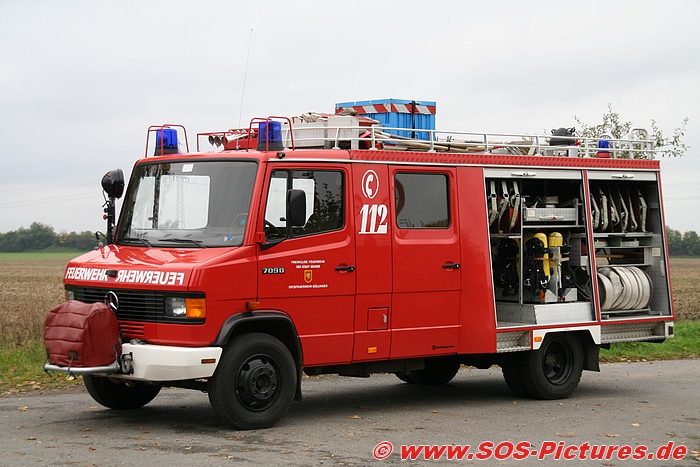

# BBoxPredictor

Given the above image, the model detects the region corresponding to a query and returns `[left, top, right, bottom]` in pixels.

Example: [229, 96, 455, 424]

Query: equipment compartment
[485, 171, 594, 327]
[588, 173, 672, 320]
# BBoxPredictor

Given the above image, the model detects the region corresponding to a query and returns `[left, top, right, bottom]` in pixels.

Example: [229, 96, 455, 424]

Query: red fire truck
[44, 103, 674, 429]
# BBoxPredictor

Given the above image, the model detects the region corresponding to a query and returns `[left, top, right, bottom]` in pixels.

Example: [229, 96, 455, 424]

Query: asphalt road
[1, 359, 698, 466]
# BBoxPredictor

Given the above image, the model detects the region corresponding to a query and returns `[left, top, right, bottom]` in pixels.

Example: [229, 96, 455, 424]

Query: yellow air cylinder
[548, 231, 563, 247]
[548, 231, 563, 277]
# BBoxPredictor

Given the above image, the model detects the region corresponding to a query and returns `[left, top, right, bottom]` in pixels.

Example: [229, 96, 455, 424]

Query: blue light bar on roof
[154, 128, 179, 155]
[257, 121, 283, 151]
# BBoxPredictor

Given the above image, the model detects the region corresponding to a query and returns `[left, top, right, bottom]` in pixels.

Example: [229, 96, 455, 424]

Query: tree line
[667, 228, 700, 256]
[0, 222, 97, 252]
[1, 221, 699, 256]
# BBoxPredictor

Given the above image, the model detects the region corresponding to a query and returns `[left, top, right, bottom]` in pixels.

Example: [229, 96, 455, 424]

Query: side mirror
[287, 189, 306, 227]
[101, 169, 125, 199]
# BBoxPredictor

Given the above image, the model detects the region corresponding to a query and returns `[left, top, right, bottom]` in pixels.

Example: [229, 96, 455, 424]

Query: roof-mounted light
[155, 128, 179, 156]
[257, 120, 284, 151]
[145, 124, 189, 158]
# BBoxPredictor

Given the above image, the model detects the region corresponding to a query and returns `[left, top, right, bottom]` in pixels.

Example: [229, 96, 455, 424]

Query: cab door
[389, 167, 461, 358]
[257, 166, 355, 366]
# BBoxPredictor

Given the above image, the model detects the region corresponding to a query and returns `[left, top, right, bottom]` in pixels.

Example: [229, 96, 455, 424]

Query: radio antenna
[238, 29, 253, 128]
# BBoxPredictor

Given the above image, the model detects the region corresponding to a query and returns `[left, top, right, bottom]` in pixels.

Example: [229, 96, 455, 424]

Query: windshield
[116, 160, 257, 247]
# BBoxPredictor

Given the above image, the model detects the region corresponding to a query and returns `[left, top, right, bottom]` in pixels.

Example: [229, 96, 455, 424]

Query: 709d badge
[262, 267, 285, 274]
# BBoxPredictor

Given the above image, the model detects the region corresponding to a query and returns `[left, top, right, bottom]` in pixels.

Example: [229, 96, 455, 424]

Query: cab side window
[264, 169, 344, 241]
[394, 172, 450, 228]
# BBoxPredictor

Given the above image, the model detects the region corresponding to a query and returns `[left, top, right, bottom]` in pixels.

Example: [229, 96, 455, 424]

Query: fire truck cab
[46, 104, 674, 429]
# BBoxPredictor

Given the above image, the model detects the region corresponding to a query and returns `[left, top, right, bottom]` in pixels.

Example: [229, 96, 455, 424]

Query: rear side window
[394, 173, 449, 229]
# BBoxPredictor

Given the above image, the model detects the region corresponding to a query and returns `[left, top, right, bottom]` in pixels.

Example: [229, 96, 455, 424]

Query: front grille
[120, 322, 146, 340]
[69, 287, 164, 323]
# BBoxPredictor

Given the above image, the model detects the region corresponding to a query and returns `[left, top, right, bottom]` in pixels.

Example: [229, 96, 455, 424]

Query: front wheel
[519, 333, 583, 400]
[208, 333, 297, 430]
[84, 376, 162, 410]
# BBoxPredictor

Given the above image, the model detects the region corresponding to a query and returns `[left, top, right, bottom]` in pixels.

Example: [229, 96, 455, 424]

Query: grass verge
[1, 340, 84, 394]
[0, 250, 85, 261]
[600, 320, 700, 362]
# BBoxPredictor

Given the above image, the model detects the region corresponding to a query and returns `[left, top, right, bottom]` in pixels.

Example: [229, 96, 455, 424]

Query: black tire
[519, 333, 583, 400]
[400, 360, 461, 386]
[394, 371, 416, 384]
[84, 376, 162, 410]
[208, 333, 296, 430]
[500, 354, 532, 398]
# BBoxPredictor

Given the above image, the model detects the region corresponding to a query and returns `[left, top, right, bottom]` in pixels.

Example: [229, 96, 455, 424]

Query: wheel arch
[532, 327, 600, 372]
[212, 310, 304, 400]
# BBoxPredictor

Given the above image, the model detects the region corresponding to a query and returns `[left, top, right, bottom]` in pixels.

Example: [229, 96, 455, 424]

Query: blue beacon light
[257, 121, 284, 151]
[154, 128, 179, 155]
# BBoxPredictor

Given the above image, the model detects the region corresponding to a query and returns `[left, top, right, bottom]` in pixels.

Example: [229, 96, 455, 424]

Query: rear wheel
[519, 334, 583, 399]
[84, 376, 162, 410]
[500, 354, 532, 398]
[208, 333, 296, 430]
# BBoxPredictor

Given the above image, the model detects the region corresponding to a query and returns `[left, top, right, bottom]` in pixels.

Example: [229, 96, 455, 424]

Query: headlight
[65, 290, 75, 301]
[165, 297, 187, 317]
[165, 297, 206, 319]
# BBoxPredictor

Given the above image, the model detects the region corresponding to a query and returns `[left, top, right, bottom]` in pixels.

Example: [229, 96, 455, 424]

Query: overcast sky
[1, 0, 699, 234]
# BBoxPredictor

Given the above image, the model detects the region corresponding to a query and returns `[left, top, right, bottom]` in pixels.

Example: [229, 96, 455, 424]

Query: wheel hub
[543, 341, 572, 385]
[236, 356, 278, 410]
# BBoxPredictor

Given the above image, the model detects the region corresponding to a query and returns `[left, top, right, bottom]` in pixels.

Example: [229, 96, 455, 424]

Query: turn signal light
[186, 298, 206, 318]
[246, 301, 261, 311]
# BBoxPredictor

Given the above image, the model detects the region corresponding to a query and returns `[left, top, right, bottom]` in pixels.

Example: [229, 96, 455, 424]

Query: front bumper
[44, 343, 222, 382]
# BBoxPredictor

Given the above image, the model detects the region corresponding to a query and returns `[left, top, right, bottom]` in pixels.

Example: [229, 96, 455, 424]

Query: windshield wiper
[158, 238, 206, 248]
[119, 237, 153, 247]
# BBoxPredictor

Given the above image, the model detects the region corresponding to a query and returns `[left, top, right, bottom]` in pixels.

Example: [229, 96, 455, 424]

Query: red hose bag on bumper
[44, 301, 121, 368]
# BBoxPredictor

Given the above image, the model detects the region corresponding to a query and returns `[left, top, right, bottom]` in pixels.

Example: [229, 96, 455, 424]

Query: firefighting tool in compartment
[627, 188, 638, 232]
[547, 232, 577, 301]
[592, 185, 648, 234]
[618, 190, 629, 233]
[523, 236, 549, 299]
[590, 193, 600, 230]
[487, 180, 520, 231]
[609, 189, 620, 228]
[548, 231, 563, 289]
[598, 187, 609, 231]
[638, 189, 648, 232]
[559, 244, 577, 297]
[533, 232, 550, 276]
[597, 266, 653, 312]
[494, 238, 519, 297]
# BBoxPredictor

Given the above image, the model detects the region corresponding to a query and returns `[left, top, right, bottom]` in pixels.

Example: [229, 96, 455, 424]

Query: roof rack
[196, 118, 656, 160]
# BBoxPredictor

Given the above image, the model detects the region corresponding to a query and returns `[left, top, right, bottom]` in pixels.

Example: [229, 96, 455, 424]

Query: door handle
[442, 263, 460, 269]
[335, 265, 355, 272]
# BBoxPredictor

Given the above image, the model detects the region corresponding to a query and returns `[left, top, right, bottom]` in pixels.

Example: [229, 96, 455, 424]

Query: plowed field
[0, 254, 698, 348]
